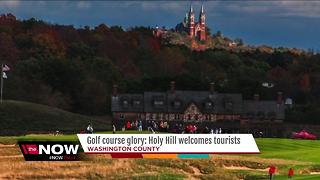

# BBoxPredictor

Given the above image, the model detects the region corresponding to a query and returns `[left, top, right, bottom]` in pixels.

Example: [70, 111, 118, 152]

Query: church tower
[188, 5, 195, 38]
[199, 4, 206, 41]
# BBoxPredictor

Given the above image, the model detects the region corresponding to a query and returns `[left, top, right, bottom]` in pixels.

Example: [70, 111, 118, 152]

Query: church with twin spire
[175, 4, 207, 41]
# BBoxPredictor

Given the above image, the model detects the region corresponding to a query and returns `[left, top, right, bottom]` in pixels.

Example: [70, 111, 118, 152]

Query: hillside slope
[0, 100, 111, 135]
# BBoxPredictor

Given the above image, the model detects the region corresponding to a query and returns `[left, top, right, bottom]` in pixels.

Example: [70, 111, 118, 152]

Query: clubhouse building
[111, 82, 285, 136]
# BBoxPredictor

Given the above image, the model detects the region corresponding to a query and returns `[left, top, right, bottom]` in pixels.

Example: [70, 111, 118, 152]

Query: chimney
[112, 85, 118, 97]
[254, 94, 260, 101]
[277, 92, 283, 104]
[209, 82, 215, 94]
[170, 81, 176, 94]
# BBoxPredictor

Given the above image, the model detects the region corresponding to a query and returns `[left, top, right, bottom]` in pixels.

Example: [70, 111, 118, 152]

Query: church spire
[199, 3, 205, 24]
[189, 4, 193, 13]
[201, 4, 204, 14]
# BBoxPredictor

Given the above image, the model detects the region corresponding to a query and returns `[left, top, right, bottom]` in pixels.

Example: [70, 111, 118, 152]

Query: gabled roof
[243, 100, 285, 119]
[111, 93, 144, 112]
[166, 91, 243, 114]
[112, 91, 243, 114]
[144, 92, 167, 113]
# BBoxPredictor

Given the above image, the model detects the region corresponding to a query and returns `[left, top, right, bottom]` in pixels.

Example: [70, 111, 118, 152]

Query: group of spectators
[168, 123, 223, 134]
[123, 120, 143, 131]
[117, 120, 224, 135]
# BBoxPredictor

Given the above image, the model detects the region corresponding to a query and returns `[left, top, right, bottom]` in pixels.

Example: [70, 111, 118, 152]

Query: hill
[0, 100, 111, 135]
[160, 30, 307, 55]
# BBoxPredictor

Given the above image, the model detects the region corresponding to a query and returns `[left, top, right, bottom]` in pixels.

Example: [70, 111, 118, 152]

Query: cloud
[0, 0, 21, 8]
[37, 1, 46, 6]
[277, 1, 320, 17]
[77, 1, 91, 9]
[138, 1, 190, 13]
[224, 1, 320, 18]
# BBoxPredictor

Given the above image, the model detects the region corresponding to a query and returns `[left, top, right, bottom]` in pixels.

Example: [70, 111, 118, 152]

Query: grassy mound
[0, 100, 110, 135]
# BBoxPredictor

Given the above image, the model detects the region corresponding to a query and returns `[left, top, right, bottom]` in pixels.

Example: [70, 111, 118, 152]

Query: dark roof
[112, 91, 243, 114]
[111, 93, 144, 112]
[144, 92, 167, 113]
[112, 90, 285, 120]
[167, 91, 243, 114]
[243, 100, 285, 119]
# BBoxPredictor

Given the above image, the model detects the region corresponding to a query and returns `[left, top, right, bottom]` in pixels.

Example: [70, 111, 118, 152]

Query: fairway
[255, 138, 320, 163]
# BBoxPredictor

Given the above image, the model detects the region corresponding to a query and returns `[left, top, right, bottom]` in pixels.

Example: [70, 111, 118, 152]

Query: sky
[0, 0, 320, 50]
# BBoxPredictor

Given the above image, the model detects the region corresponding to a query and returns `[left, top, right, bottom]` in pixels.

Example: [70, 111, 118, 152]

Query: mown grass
[254, 138, 320, 163]
[0, 100, 111, 135]
[243, 173, 320, 180]
[275, 174, 320, 180]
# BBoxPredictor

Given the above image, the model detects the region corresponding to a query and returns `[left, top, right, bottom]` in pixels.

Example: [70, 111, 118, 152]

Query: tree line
[0, 14, 320, 124]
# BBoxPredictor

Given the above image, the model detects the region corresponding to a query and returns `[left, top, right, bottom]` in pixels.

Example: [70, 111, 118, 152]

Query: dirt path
[212, 154, 312, 165]
[0, 144, 16, 148]
[223, 165, 268, 172]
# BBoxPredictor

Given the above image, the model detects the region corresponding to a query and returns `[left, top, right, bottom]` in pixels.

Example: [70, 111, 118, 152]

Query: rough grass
[0, 100, 111, 135]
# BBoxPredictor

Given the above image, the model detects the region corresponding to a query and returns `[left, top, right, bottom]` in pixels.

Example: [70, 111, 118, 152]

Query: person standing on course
[288, 168, 294, 179]
[268, 165, 276, 180]
[112, 124, 116, 134]
[138, 121, 143, 131]
[87, 123, 93, 134]
[126, 121, 131, 130]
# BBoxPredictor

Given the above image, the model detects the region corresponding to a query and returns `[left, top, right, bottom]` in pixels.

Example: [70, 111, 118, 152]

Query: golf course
[0, 132, 319, 179]
[0, 100, 319, 179]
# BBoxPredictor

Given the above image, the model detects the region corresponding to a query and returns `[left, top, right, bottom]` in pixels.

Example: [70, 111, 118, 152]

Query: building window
[173, 100, 181, 108]
[159, 113, 163, 120]
[146, 113, 150, 120]
[225, 101, 233, 112]
[169, 114, 175, 121]
[133, 100, 141, 107]
[121, 98, 129, 107]
[205, 101, 214, 109]
[211, 114, 216, 121]
[152, 113, 157, 120]
[154, 100, 164, 105]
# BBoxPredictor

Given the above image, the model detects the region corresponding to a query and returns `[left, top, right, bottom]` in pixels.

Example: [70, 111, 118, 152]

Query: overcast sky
[0, 0, 320, 50]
